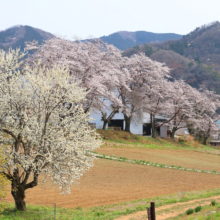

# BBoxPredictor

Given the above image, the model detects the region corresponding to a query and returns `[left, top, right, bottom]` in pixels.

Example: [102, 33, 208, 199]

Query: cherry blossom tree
[143, 79, 173, 138]
[119, 53, 170, 132]
[0, 49, 101, 211]
[160, 80, 199, 139]
[90, 59, 131, 130]
[25, 38, 125, 113]
[92, 95, 121, 130]
[162, 81, 220, 142]
[189, 88, 220, 144]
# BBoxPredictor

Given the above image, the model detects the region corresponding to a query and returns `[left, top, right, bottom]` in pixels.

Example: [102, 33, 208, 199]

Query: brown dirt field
[5, 159, 220, 208]
[97, 147, 220, 172]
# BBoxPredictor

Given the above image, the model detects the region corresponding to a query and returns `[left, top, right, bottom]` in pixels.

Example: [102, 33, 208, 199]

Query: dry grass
[96, 130, 209, 150]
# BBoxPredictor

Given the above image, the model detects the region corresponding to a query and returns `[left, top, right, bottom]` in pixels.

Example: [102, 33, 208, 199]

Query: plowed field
[97, 147, 220, 171]
[5, 158, 220, 208]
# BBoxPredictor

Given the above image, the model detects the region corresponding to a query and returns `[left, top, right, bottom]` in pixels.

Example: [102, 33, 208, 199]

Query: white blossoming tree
[0, 49, 101, 211]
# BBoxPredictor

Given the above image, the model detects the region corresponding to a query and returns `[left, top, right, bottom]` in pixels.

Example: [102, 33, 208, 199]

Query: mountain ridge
[100, 31, 182, 50]
[0, 25, 54, 51]
[122, 21, 220, 92]
[1, 23, 220, 93]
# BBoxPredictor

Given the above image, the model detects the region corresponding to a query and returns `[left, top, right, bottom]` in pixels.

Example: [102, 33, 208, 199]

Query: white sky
[1, 0, 220, 39]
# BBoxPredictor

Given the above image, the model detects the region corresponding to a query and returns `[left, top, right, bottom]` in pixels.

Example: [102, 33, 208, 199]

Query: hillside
[150, 21, 220, 72]
[0, 25, 54, 51]
[100, 31, 182, 50]
[122, 22, 220, 92]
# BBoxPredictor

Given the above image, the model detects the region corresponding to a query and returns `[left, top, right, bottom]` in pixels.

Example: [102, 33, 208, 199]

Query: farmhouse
[90, 111, 172, 137]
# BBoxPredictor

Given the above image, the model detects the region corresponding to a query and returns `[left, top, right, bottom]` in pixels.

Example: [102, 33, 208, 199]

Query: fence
[107, 126, 121, 131]
[89, 124, 102, 129]
[88, 123, 122, 131]
[147, 202, 156, 220]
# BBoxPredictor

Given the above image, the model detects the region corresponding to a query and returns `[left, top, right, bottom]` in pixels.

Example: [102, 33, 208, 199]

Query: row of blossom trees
[25, 38, 220, 142]
[0, 37, 220, 211]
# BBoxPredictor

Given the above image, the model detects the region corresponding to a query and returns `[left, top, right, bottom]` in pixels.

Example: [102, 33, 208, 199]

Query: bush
[186, 208, 194, 215]
[194, 205, 202, 212]
[178, 137, 186, 142]
[211, 200, 217, 206]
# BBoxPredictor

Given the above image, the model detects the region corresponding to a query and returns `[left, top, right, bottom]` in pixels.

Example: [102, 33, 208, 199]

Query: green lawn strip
[102, 139, 220, 156]
[169, 203, 220, 220]
[93, 153, 220, 175]
[97, 130, 220, 154]
[2, 188, 220, 220]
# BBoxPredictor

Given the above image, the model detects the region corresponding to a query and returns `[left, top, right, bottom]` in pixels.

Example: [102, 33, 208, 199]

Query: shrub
[211, 200, 217, 206]
[186, 208, 194, 215]
[178, 137, 186, 142]
[194, 205, 202, 212]
[125, 208, 132, 214]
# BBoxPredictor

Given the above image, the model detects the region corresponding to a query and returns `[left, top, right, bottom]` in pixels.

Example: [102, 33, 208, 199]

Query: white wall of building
[90, 111, 169, 136]
[90, 111, 143, 134]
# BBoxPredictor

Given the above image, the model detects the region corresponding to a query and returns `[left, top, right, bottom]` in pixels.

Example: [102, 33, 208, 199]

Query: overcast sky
[1, 0, 220, 39]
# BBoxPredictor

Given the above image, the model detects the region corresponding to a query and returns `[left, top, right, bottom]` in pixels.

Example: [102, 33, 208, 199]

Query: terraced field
[3, 131, 220, 220]
[96, 146, 220, 172]
[5, 152, 220, 208]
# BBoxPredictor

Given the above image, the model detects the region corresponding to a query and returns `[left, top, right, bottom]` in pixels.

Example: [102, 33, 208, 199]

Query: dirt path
[115, 195, 220, 220]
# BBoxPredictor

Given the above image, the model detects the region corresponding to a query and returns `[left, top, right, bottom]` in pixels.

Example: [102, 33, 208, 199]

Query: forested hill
[100, 31, 182, 50]
[0, 25, 54, 51]
[122, 22, 220, 93]
[150, 21, 220, 73]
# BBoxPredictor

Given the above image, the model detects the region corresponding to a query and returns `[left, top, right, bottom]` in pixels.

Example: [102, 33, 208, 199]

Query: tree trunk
[152, 129, 156, 138]
[171, 127, 177, 139]
[101, 109, 119, 130]
[102, 120, 108, 130]
[11, 184, 26, 211]
[15, 187, 26, 211]
[124, 116, 131, 132]
[151, 114, 156, 138]
[10, 171, 39, 211]
[203, 136, 208, 145]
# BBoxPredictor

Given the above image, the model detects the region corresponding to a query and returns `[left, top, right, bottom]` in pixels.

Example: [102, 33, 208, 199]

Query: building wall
[90, 111, 169, 136]
[160, 125, 168, 138]
[90, 111, 168, 138]
[175, 127, 186, 135]
[90, 111, 143, 134]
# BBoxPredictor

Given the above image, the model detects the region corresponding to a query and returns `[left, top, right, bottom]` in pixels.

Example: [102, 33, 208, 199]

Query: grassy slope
[97, 130, 219, 152]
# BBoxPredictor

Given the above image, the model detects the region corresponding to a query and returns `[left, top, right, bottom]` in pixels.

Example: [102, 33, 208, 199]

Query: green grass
[2, 188, 220, 220]
[170, 203, 220, 219]
[97, 130, 220, 154]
